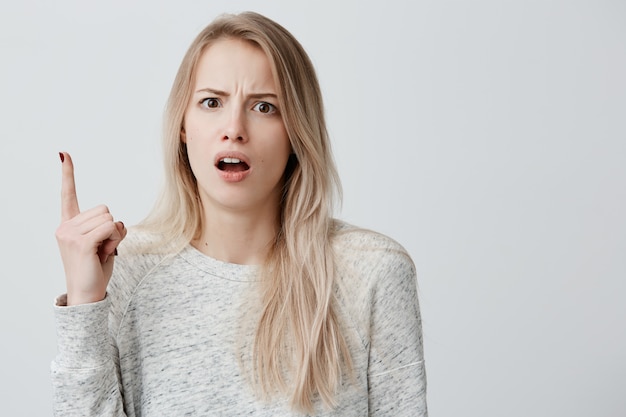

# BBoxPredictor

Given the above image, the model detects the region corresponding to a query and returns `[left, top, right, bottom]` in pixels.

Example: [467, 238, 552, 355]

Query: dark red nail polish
[59, 152, 64, 163]
[114, 248, 118, 256]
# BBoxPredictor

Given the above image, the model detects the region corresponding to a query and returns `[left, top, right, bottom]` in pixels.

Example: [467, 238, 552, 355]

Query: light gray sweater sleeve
[51, 296, 126, 416]
[366, 249, 428, 416]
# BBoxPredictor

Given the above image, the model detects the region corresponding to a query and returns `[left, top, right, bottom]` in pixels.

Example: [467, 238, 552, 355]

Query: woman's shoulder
[108, 227, 179, 305]
[331, 219, 413, 261]
[331, 219, 416, 286]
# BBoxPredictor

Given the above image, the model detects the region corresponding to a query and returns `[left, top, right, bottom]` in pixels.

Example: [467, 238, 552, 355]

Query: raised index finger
[60, 152, 80, 221]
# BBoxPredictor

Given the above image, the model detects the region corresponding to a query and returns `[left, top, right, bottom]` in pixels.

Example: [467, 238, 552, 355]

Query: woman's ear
[180, 126, 187, 143]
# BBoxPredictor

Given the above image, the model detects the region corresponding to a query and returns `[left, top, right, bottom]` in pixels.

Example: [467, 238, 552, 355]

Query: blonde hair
[140, 11, 351, 412]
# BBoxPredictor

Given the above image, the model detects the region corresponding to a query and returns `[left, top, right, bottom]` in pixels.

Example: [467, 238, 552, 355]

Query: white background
[1, 0, 624, 416]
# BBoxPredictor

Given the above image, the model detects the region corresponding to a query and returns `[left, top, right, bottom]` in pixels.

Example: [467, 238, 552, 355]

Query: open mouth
[216, 157, 250, 172]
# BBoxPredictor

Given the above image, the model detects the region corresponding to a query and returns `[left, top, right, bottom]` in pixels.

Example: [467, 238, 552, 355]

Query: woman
[53, 11, 427, 416]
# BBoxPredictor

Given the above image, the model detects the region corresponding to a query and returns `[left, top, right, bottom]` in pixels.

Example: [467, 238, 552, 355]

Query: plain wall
[0, 0, 624, 416]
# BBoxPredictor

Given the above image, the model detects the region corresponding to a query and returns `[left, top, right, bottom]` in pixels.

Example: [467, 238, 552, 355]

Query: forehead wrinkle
[192, 39, 278, 99]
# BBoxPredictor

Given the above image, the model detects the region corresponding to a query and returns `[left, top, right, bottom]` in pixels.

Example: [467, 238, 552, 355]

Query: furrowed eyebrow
[248, 93, 278, 100]
[195, 88, 228, 96]
[195, 88, 277, 100]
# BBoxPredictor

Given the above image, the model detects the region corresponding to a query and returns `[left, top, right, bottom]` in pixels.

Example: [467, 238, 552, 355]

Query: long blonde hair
[140, 11, 351, 412]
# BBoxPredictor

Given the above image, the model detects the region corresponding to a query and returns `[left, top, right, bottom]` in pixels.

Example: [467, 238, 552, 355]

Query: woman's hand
[55, 152, 127, 306]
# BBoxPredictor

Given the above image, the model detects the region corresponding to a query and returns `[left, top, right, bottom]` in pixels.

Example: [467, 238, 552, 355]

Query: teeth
[221, 157, 241, 164]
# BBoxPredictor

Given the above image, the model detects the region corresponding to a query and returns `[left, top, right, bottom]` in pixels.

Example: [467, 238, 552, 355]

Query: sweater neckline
[178, 244, 260, 282]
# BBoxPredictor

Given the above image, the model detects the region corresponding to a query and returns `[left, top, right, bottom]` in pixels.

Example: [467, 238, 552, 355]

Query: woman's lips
[214, 151, 251, 182]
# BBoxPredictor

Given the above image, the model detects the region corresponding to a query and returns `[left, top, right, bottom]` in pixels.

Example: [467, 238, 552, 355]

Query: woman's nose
[222, 108, 248, 143]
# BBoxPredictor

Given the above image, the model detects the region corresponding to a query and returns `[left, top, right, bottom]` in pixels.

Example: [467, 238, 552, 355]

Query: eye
[200, 98, 221, 109]
[253, 102, 277, 114]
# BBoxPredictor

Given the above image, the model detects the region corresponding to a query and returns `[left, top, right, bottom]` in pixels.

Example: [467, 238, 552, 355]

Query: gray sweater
[52, 223, 427, 416]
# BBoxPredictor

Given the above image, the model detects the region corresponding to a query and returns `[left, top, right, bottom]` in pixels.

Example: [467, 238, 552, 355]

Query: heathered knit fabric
[51, 222, 427, 416]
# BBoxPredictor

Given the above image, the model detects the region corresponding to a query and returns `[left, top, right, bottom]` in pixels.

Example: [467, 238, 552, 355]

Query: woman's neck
[192, 204, 279, 265]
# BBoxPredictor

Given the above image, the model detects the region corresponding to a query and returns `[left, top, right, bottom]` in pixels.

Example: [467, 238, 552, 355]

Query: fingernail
[114, 248, 118, 256]
[59, 152, 64, 163]
[119, 221, 125, 229]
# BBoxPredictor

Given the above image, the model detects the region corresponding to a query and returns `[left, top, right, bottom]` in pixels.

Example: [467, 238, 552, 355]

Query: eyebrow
[195, 87, 278, 100]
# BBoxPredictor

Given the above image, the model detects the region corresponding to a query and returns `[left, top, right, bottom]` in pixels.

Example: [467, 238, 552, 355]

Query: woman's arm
[367, 250, 428, 416]
[52, 152, 128, 415]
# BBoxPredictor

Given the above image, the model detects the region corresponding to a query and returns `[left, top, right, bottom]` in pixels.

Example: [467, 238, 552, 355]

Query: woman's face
[182, 38, 291, 216]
